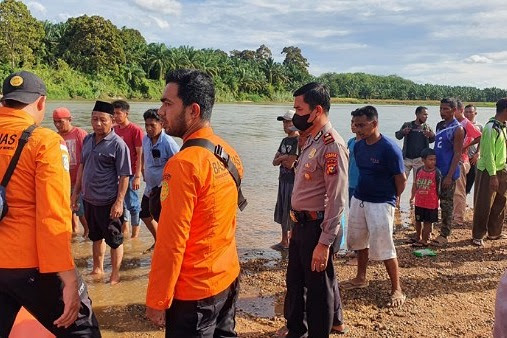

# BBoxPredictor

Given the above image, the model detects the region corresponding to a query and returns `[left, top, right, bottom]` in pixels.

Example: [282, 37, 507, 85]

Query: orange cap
[52, 107, 71, 119]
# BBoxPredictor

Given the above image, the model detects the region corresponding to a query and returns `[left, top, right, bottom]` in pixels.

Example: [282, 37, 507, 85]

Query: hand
[281, 155, 297, 169]
[110, 201, 123, 219]
[470, 153, 479, 165]
[133, 176, 141, 190]
[70, 193, 79, 212]
[423, 129, 433, 138]
[402, 127, 411, 135]
[146, 306, 165, 327]
[442, 176, 452, 190]
[311, 243, 330, 272]
[53, 278, 80, 328]
[490, 175, 499, 192]
[409, 197, 414, 208]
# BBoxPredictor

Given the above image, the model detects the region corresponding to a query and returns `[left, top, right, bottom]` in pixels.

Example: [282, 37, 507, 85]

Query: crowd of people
[0, 68, 506, 337]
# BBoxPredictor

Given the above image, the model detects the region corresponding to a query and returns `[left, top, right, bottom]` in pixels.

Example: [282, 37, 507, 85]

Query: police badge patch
[324, 152, 338, 175]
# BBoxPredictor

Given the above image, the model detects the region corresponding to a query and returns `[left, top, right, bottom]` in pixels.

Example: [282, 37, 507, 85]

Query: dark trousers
[466, 163, 477, 195]
[165, 277, 239, 338]
[0, 268, 101, 337]
[472, 169, 507, 239]
[286, 219, 339, 338]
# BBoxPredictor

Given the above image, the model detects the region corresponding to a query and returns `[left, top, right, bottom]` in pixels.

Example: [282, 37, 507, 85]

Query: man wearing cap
[272, 110, 298, 251]
[0, 71, 100, 336]
[71, 100, 131, 285]
[285, 82, 348, 337]
[53, 107, 89, 236]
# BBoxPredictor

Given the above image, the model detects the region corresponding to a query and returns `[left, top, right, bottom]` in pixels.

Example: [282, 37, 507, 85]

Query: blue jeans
[123, 176, 141, 226]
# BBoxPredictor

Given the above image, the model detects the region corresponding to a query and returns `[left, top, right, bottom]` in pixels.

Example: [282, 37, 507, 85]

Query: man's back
[0, 107, 74, 273]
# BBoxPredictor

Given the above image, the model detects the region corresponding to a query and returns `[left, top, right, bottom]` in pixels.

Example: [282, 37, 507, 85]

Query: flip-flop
[331, 326, 350, 335]
[487, 234, 507, 240]
[390, 292, 406, 308]
[412, 241, 428, 248]
[341, 280, 369, 290]
[271, 243, 289, 251]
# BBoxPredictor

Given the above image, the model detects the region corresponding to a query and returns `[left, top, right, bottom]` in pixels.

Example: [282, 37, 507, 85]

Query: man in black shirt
[395, 106, 435, 206]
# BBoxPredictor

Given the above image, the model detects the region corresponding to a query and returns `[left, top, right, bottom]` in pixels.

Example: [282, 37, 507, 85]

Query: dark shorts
[139, 188, 162, 222]
[415, 206, 438, 223]
[83, 200, 124, 249]
[0, 268, 101, 337]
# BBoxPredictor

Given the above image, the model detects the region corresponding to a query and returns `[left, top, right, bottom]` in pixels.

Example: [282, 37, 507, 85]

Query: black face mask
[292, 113, 313, 131]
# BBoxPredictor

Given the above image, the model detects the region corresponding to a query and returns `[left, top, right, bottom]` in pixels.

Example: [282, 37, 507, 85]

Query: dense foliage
[0, 0, 506, 102]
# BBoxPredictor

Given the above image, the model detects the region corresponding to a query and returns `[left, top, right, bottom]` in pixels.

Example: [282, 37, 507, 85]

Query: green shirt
[477, 117, 507, 175]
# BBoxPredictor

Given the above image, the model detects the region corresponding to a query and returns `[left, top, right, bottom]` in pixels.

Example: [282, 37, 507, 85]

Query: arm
[146, 159, 197, 318]
[424, 125, 435, 143]
[395, 122, 410, 140]
[395, 173, 407, 197]
[272, 152, 287, 166]
[54, 269, 80, 328]
[410, 174, 416, 205]
[141, 151, 145, 181]
[313, 143, 348, 272]
[35, 136, 75, 273]
[443, 126, 465, 189]
[110, 176, 129, 218]
[132, 146, 143, 190]
[71, 163, 84, 210]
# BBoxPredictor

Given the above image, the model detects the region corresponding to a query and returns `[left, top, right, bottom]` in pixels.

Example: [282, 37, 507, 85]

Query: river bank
[85, 209, 504, 337]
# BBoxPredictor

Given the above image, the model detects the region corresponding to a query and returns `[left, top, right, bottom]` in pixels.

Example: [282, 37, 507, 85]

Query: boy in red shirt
[410, 148, 442, 247]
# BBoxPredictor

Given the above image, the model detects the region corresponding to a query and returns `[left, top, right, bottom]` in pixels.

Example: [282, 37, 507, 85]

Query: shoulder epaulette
[323, 132, 335, 145]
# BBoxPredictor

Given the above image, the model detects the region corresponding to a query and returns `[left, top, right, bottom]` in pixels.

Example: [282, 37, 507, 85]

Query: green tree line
[1, 0, 506, 102]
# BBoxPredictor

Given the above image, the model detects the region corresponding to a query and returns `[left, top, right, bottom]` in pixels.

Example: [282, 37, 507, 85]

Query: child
[410, 148, 442, 247]
[272, 110, 299, 251]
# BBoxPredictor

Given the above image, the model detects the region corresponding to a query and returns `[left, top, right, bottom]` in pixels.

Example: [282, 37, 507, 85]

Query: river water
[39, 101, 493, 336]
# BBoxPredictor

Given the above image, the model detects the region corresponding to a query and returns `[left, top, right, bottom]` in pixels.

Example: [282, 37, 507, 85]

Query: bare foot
[90, 268, 103, 275]
[83, 230, 89, 239]
[109, 274, 120, 285]
[331, 324, 349, 334]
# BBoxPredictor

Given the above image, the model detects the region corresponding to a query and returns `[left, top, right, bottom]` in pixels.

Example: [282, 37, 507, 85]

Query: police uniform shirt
[291, 122, 349, 246]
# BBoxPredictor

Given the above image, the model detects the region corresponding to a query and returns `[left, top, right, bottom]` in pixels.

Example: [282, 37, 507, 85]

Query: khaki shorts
[404, 157, 424, 179]
[347, 196, 397, 261]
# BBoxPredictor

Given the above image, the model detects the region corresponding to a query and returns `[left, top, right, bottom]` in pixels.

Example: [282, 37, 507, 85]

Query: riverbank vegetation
[1, 0, 506, 104]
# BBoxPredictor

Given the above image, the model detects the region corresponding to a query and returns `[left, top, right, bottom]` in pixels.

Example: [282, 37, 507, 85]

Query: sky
[24, 0, 507, 89]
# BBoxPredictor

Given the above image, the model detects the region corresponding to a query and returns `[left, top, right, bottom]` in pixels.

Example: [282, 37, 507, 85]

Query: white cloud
[27, 1, 46, 14]
[465, 55, 493, 64]
[150, 16, 170, 29]
[133, 0, 181, 15]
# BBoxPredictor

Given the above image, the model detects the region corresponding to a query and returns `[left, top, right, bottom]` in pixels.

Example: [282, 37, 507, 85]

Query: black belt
[290, 210, 324, 223]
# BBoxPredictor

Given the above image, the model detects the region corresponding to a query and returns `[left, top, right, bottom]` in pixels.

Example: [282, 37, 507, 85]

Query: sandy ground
[93, 210, 505, 337]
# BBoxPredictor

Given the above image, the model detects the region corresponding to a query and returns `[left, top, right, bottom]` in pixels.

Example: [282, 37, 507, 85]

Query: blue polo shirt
[142, 131, 180, 197]
[354, 135, 404, 206]
[434, 118, 461, 180]
[81, 130, 132, 206]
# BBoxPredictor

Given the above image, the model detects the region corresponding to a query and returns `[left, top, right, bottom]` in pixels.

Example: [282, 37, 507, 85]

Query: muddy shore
[85, 210, 505, 338]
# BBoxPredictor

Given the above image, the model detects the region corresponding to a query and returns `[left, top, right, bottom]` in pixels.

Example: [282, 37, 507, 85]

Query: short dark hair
[143, 108, 160, 121]
[351, 105, 378, 121]
[293, 82, 330, 114]
[496, 98, 507, 113]
[1, 99, 27, 109]
[420, 147, 436, 159]
[415, 106, 427, 115]
[112, 100, 130, 112]
[456, 99, 464, 109]
[440, 97, 457, 109]
[166, 69, 215, 121]
[465, 104, 476, 111]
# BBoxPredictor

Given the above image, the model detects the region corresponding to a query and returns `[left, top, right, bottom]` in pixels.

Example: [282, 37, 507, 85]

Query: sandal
[431, 235, 448, 247]
[271, 243, 289, 251]
[390, 291, 406, 308]
[341, 279, 369, 290]
[412, 241, 428, 248]
[471, 238, 484, 247]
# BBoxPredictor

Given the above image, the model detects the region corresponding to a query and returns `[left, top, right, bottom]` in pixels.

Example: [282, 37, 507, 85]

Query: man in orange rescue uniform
[0, 71, 100, 336]
[146, 69, 244, 337]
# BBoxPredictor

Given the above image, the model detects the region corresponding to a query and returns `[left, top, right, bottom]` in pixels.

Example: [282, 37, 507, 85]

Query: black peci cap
[92, 100, 114, 115]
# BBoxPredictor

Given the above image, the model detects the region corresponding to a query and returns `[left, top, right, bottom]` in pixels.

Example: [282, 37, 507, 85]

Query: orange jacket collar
[183, 126, 214, 142]
[0, 106, 36, 125]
